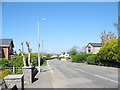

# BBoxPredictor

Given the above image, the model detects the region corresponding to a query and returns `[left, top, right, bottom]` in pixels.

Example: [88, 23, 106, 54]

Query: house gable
[86, 42, 103, 54]
[0, 39, 14, 48]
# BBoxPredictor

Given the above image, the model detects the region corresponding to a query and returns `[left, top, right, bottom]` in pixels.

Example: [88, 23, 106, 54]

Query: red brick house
[0, 39, 14, 60]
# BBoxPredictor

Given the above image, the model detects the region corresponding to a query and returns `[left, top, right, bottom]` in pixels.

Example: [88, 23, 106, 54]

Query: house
[0, 39, 14, 60]
[59, 52, 70, 58]
[86, 43, 103, 54]
[51, 54, 58, 58]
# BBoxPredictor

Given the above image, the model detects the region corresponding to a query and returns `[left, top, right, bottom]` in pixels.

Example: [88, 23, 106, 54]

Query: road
[47, 59, 118, 88]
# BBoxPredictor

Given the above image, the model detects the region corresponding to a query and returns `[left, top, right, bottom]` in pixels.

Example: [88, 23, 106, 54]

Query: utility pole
[38, 18, 47, 72]
[38, 21, 41, 72]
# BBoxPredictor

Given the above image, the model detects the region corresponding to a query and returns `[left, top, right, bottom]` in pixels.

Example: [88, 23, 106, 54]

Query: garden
[0, 53, 51, 79]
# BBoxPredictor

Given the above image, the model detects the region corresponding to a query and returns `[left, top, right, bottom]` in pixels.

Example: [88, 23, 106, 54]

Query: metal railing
[0, 67, 22, 74]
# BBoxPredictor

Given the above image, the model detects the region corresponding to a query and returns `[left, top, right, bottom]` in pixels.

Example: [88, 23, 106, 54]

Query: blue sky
[2, 2, 118, 54]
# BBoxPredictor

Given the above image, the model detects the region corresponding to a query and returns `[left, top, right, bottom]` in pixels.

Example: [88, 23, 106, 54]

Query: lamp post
[38, 18, 47, 72]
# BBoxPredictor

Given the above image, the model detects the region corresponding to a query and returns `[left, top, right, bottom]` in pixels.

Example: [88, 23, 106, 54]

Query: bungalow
[86, 43, 103, 54]
[59, 52, 70, 58]
[51, 54, 58, 58]
[0, 39, 14, 60]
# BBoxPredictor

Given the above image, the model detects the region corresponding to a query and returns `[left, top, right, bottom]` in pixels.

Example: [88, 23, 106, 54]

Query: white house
[51, 54, 58, 58]
[86, 43, 103, 54]
[59, 52, 70, 58]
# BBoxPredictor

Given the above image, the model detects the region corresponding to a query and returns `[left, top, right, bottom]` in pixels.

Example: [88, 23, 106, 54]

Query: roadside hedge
[86, 54, 96, 65]
[71, 39, 120, 67]
[72, 54, 92, 63]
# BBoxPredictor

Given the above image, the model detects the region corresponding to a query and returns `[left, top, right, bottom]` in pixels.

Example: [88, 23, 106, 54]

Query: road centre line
[72, 67, 118, 83]
[94, 75, 118, 83]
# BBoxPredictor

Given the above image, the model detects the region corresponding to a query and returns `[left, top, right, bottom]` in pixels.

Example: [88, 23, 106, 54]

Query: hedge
[72, 54, 92, 63]
[86, 54, 96, 65]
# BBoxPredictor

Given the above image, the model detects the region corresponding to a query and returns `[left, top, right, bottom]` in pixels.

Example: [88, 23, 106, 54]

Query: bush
[72, 54, 92, 63]
[0, 58, 9, 67]
[0, 71, 9, 79]
[45, 54, 52, 60]
[97, 39, 119, 67]
[30, 53, 38, 66]
[87, 54, 96, 65]
[10, 56, 24, 67]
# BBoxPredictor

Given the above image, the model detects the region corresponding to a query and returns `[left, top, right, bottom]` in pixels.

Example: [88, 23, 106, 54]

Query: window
[88, 46, 91, 53]
[88, 49, 91, 53]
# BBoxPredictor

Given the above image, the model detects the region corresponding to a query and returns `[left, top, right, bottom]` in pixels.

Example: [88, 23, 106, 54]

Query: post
[38, 21, 41, 72]
[26, 41, 32, 66]
[13, 65, 15, 73]
[20, 43, 26, 67]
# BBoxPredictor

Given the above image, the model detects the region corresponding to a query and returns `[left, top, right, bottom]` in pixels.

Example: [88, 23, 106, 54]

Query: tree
[113, 16, 120, 31]
[30, 53, 38, 66]
[46, 54, 52, 60]
[79, 46, 86, 54]
[101, 30, 116, 44]
[10, 56, 24, 67]
[0, 58, 9, 67]
[26, 41, 32, 66]
[113, 16, 120, 37]
[97, 39, 119, 67]
[19, 42, 27, 67]
[69, 46, 78, 56]
[62, 52, 65, 55]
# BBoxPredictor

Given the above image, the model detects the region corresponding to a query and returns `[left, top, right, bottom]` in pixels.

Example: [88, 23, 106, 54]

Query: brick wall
[2, 47, 9, 60]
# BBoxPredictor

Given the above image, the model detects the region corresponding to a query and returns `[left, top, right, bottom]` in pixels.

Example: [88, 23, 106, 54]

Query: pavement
[25, 66, 53, 88]
[47, 59, 119, 88]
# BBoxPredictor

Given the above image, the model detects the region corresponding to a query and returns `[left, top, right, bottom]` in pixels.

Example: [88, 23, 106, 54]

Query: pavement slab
[25, 66, 53, 88]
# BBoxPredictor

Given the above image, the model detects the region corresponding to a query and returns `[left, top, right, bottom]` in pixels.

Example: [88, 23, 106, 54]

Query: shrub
[87, 54, 96, 65]
[30, 53, 38, 66]
[10, 56, 24, 67]
[45, 54, 52, 60]
[0, 71, 9, 79]
[0, 58, 9, 67]
[72, 54, 92, 63]
[97, 39, 119, 67]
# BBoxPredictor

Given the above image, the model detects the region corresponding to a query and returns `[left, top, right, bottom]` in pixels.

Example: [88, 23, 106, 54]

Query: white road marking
[94, 75, 118, 83]
[48, 60, 118, 84]
[73, 68, 118, 83]
[75, 69, 85, 72]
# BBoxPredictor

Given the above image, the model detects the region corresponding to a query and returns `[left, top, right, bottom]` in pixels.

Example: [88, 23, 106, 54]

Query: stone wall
[22, 66, 38, 85]
[4, 74, 24, 90]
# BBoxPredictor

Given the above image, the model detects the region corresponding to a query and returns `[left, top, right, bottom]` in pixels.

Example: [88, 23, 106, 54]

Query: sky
[2, 2, 118, 54]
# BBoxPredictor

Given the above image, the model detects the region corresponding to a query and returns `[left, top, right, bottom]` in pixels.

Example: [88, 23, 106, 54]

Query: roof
[0, 39, 14, 47]
[87, 43, 103, 47]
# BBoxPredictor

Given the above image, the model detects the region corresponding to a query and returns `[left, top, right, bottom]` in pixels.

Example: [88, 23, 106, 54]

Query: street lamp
[38, 18, 47, 72]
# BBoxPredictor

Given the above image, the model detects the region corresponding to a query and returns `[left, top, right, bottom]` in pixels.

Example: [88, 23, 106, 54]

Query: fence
[0, 66, 22, 74]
